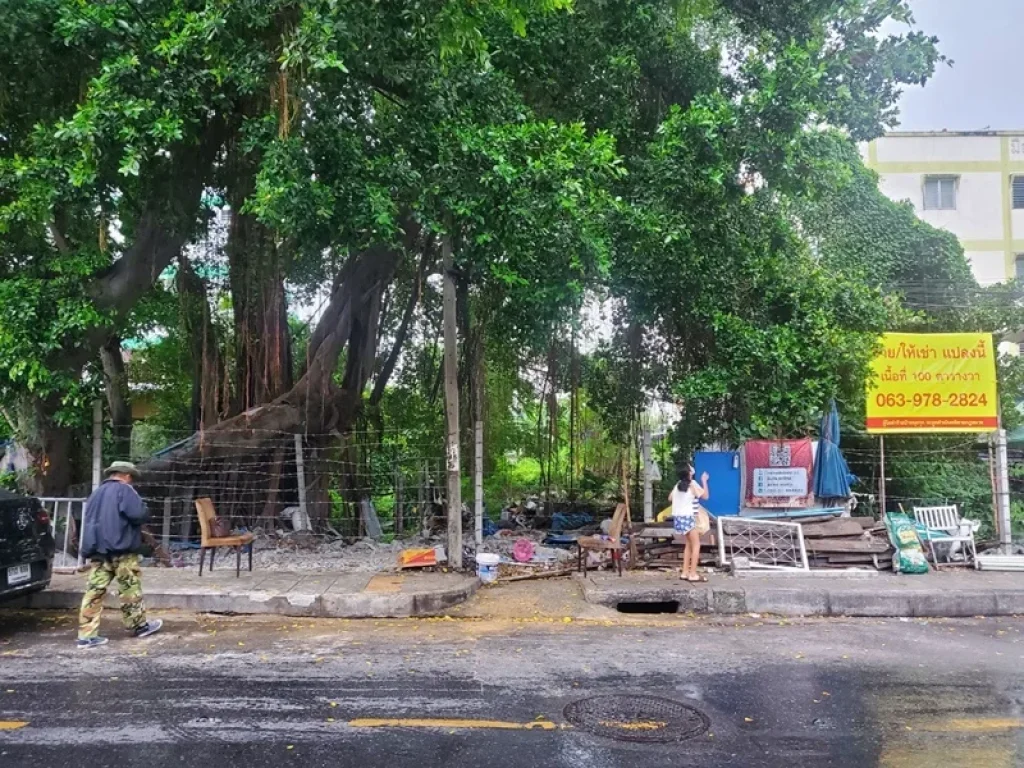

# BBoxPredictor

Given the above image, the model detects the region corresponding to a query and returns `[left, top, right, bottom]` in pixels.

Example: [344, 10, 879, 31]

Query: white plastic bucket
[476, 553, 501, 584]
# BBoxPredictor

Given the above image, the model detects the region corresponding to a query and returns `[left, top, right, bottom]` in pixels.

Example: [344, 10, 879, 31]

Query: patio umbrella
[813, 400, 854, 500]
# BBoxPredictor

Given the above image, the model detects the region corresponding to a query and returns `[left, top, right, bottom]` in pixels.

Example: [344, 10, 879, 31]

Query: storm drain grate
[563, 695, 710, 743]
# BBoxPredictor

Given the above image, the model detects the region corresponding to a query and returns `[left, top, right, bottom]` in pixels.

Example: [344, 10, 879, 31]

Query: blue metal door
[693, 451, 740, 516]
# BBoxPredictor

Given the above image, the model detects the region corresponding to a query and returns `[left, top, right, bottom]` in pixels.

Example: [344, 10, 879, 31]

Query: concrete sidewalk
[578, 569, 1024, 617]
[13, 569, 478, 618]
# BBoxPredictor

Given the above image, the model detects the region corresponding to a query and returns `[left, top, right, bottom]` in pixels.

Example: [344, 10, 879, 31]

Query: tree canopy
[0, 0, 1009, 503]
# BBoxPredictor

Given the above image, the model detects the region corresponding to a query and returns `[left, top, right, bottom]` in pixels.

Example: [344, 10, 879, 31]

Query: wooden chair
[575, 503, 629, 576]
[195, 498, 255, 577]
[912, 504, 979, 569]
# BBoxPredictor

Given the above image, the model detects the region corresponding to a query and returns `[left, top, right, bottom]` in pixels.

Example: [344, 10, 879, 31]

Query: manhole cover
[563, 695, 710, 743]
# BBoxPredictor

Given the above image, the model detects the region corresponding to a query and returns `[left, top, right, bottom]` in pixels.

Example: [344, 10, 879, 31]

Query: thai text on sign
[865, 333, 998, 434]
[743, 439, 814, 508]
[752, 468, 807, 497]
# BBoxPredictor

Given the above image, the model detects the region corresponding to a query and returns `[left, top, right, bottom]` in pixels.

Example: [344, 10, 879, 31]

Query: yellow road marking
[0, 721, 28, 731]
[911, 718, 1024, 733]
[348, 718, 561, 731]
[881, 745, 1013, 768]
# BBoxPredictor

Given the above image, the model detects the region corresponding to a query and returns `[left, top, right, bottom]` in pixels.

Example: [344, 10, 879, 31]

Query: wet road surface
[1, 610, 1023, 767]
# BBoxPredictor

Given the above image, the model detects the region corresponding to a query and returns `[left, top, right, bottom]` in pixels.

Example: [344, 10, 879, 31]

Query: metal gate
[717, 516, 810, 572]
[40, 497, 87, 574]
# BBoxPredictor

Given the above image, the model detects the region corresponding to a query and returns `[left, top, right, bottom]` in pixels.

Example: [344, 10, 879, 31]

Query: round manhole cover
[563, 695, 710, 743]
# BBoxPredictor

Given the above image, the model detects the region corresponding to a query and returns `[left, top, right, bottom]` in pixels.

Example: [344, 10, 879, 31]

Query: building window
[923, 175, 957, 210]
[1013, 177, 1024, 209]
[1017, 255, 1024, 281]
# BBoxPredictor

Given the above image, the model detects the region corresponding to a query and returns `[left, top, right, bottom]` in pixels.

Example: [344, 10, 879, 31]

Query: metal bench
[912, 504, 979, 569]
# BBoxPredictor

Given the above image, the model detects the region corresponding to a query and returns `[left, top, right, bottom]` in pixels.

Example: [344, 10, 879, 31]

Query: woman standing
[670, 466, 710, 582]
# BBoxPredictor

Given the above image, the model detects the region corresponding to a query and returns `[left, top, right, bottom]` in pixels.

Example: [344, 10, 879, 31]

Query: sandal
[687, 574, 708, 583]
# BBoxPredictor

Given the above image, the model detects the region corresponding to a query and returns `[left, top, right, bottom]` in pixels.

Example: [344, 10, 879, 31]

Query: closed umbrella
[813, 400, 854, 500]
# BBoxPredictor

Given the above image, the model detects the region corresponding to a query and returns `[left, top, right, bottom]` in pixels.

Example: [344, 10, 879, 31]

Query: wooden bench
[195, 498, 256, 577]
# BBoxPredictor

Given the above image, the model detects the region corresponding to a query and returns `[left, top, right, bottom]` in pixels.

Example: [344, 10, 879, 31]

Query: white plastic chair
[912, 505, 979, 569]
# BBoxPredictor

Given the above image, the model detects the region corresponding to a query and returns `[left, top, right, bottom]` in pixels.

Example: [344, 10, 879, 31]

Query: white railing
[39, 497, 87, 574]
[717, 516, 810, 572]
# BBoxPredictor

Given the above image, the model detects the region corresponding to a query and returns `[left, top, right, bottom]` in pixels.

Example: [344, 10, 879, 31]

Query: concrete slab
[578, 569, 1024, 618]
[323, 574, 373, 594]
[15, 570, 478, 619]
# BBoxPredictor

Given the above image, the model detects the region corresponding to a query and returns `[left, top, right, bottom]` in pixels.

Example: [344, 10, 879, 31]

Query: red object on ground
[513, 538, 535, 563]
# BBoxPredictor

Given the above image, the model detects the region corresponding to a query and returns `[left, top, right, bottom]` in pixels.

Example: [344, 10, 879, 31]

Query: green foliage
[1, 0, 992, 506]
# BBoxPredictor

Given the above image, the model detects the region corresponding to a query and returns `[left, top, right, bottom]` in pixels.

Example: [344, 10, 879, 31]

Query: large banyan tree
[0, 0, 956, 505]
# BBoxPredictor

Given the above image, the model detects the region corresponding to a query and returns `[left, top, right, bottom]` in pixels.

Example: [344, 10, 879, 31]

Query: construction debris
[631, 515, 893, 571]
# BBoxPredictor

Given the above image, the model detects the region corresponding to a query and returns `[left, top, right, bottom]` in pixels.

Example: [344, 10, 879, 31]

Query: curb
[575, 575, 1024, 618]
[11, 578, 480, 619]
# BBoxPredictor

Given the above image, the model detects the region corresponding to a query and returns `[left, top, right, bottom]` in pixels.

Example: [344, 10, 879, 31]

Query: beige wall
[866, 132, 1024, 285]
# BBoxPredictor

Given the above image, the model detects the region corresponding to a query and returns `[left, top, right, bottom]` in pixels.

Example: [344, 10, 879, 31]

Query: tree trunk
[22, 399, 76, 497]
[99, 337, 133, 459]
[442, 234, 463, 569]
[226, 206, 293, 414]
[178, 257, 228, 429]
[370, 249, 429, 407]
[137, 242, 404, 494]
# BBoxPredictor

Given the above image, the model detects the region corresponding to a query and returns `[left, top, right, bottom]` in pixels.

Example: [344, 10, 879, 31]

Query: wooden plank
[804, 538, 891, 554]
[800, 520, 869, 538]
[721, 535, 889, 554]
[827, 554, 878, 564]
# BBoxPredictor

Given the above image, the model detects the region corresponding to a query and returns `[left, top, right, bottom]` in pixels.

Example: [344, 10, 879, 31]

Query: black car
[0, 489, 55, 601]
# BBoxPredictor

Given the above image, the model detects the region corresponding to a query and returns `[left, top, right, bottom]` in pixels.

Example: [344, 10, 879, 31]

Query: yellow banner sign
[865, 333, 998, 434]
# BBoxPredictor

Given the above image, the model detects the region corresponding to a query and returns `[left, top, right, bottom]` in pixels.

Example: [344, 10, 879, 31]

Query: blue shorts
[673, 515, 695, 534]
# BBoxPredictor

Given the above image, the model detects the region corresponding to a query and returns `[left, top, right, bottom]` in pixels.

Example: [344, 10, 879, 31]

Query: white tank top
[671, 482, 700, 518]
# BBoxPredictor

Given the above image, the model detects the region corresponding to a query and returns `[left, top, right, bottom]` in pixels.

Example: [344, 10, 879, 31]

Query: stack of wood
[629, 515, 893, 571]
[631, 525, 718, 569]
[800, 515, 893, 570]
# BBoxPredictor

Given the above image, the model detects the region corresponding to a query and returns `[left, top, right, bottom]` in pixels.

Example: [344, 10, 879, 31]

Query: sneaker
[133, 619, 163, 639]
[77, 637, 109, 650]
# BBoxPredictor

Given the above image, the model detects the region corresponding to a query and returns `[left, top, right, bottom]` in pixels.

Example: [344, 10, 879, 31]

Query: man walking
[76, 461, 162, 649]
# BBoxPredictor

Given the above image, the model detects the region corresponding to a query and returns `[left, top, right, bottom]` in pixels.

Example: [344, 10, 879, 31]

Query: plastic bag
[885, 513, 929, 574]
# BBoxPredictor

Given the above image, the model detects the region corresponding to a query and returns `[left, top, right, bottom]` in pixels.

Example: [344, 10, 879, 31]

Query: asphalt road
[1, 610, 1023, 767]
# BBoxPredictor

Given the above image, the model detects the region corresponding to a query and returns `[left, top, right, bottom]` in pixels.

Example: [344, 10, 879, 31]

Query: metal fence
[717, 516, 810, 572]
[40, 497, 86, 574]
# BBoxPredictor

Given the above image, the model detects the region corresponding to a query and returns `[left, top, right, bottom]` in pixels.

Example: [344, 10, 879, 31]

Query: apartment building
[863, 131, 1024, 285]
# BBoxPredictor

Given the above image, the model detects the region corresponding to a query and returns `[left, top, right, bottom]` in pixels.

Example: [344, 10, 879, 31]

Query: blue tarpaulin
[813, 400, 855, 500]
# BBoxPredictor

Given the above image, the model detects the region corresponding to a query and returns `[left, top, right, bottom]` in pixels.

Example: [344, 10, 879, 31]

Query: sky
[891, 0, 1024, 131]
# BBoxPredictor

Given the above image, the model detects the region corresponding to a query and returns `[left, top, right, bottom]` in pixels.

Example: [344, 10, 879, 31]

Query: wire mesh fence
[842, 431, 1016, 546]
[127, 428, 452, 545]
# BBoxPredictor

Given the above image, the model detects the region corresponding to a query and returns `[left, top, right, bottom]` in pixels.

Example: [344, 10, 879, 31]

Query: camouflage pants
[78, 554, 148, 640]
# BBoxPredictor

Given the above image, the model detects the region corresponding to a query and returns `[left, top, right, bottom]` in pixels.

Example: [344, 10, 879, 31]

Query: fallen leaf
[744, 717, 754, 723]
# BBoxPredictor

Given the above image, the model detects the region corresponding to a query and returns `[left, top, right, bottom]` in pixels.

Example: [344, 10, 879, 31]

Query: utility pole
[996, 427, 1012, 552]
[642, 428, 653, 522]
[442, 234, 463, 569]
[91, 399, 103, 491]
[474, 420, 483, 545]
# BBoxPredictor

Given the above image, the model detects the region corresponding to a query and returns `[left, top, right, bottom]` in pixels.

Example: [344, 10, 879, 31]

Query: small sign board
[752, 468, 808, 498]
